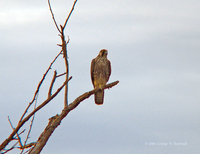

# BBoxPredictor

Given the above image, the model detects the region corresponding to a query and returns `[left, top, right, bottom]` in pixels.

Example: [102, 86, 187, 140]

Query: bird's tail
[94, 90, 104, 105]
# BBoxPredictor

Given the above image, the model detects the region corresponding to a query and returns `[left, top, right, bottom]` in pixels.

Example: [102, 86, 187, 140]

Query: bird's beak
[105, 50, 108, 55]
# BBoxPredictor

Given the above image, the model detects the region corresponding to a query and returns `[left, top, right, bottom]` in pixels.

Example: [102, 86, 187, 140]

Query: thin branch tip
[56, 72, 66, 78]
[48, 0, 61, 33]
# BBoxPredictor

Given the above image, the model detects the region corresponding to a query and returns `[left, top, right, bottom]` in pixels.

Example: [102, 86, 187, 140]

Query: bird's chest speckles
[93, 58, 107, 78]
[95, 58, 106, 67]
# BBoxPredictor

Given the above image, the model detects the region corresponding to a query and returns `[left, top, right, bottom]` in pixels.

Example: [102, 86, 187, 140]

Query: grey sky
[0, 0, 200, 153]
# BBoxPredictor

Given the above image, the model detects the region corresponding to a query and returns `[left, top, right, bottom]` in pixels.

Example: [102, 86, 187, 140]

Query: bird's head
[99, 49, 108, 57]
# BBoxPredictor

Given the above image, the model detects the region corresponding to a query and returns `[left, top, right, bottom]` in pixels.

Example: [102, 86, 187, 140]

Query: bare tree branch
[68, 81, 119, 110]
[20, 92, 38, 154]
[1, 142, 18, 154]
[60, 28, 69, 107]
[19, 50, 62, 123]
[28, 81, 119, 154]
[60, 0, 77, 107]
[48, 0, 61, 33]
[48, 0, 77, 107]
[63, 0, 78, 30]
[56, 72, 66, 78]
[23, 76, 72, 124]
[0, 77, 72, 151]
[7, 117, 23, 148]
[48, 70, 57, 98]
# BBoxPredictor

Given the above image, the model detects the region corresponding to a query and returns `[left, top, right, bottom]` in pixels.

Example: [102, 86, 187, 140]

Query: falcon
[91, 49, 111, 105]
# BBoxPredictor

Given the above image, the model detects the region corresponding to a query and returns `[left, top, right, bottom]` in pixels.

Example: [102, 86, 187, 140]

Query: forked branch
[0, 77, 72, 151]
[28, 80, 119, 154]
[19, 50, 62, 123]
[48, 0, 77, 107]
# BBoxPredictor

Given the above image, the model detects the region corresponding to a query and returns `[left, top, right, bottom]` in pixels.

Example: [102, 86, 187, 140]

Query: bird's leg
[99, 85, 103, 90]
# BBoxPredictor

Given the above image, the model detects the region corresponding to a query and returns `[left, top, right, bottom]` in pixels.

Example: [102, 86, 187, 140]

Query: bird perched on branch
[91, 49, 111, 105]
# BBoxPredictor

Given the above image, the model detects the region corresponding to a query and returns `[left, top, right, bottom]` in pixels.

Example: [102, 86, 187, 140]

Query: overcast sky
[0, 0, 200, 154]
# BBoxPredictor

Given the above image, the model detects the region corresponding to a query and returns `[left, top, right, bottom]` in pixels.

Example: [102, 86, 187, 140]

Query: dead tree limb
[0, 50, 62, 152]
[48, 0, 77, 107]
[60, 28, 69, 107]
[48, 70, 57, 98]
[20, 93, 38, 154]
[19, 50, 62, 123]
[56, 72, 66, 78]
[63, 0, 78, 30]
[1, 142, 18, 154]
[7, 116, 23, 148]
[47, 0, 61, 33]
[0, 77, 72, 151]
[28, 81, 119, 154]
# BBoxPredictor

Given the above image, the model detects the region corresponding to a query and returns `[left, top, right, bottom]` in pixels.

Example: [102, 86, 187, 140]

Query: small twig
[63, 0, 78, 30]
[18, 142, 36, 150]
[7, 116, 23, 148]
[13, 129, 25, 140]
[1, 141, 18, 154]
[24, 147, 34, 154]
[7, 116, 14, 129]
[56, 72, 66, 78]
[48, 70, 57, 98]
[66, 35, 70, 44]
[18, 129, 26, 136]
[20, 93, 38, 154]
[48, 0, 61, 33]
